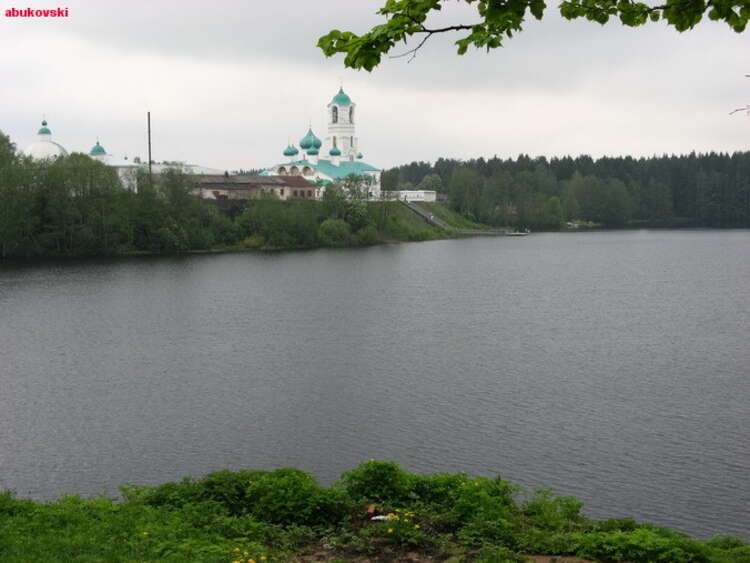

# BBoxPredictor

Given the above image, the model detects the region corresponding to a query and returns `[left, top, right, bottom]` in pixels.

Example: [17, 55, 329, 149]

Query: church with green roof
[263, 87, 381, 199]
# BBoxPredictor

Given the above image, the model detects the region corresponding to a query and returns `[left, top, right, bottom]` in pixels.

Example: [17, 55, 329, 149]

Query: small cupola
[331, 87, 352, 106]
[90, 140, 107, 156]
[38, 120, 52, 136]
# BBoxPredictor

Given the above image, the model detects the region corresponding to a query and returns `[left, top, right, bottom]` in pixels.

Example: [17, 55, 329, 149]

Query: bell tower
[325, 87, 358, 162]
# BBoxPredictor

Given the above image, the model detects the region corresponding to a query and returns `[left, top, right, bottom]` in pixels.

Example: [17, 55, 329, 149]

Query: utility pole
[147, 111, 153, 184]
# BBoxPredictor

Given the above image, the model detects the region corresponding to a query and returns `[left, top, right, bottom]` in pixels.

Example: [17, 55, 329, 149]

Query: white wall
[390, 190, 437, 202]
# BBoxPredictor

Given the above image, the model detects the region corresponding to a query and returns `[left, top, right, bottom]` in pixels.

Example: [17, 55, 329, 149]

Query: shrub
[352, 224, 379, 245]
[449, 477, 519, 526]
[704, 535, 747, 550]
[339, 460, 412, 504]
[123, 469, 270, 514]
[408, 472, 468, 512]
[243, 468, 352, 526]
[240, 234, 265, 248]
[515, 529, 579, 555]
[458, 517, 518, 548]
[574, 529, 710, 563]
[362, 516, 435, 549]
[318, 218, 352, 247]
[522, 488, 585, 531]
[475, 545, 524, 562]
[588, 517, 641, 532]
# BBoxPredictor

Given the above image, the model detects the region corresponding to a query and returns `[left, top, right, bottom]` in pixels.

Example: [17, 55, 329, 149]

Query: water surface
[1, 230, 748, 538]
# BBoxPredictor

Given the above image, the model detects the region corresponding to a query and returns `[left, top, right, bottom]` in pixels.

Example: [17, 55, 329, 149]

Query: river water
[0, 230, 748, 538]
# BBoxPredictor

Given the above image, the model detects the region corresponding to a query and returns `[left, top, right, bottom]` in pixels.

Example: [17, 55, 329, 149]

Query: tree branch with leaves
[318, 0, 749, 71]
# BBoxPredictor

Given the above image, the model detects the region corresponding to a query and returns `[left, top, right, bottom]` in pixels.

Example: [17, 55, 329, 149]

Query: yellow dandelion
[387, 528, 394, 533]
[415, 524, 421, 529]
[260, 558, 267, 561]
[244, 553, 250, 556]
[249, 559, 256, 563]
[234, 548, 241, 553]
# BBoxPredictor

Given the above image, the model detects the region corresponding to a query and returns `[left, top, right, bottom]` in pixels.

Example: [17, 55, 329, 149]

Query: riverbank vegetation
[383, 152, 750, 230]
[4, 128, 750, 259]
[0, 461, 747, 562]
[0, 131, 445, 258]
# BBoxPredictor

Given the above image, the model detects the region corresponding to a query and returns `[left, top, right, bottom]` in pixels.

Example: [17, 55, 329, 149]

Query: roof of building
[26, 119, 67, 160]
[277, 175, 317, 187]
[283, 144, 299, 156]
[331, 87, 352, 106]
[26, 140, 68, 160]
[275, 158, 379, 180]
[196, 175, 314, 189]
[329, 146, 341, 156]
[90, 141, 106, 156]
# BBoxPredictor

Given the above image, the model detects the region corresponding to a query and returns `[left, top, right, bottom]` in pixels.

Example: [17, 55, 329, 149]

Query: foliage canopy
[318, 0, 749, 70]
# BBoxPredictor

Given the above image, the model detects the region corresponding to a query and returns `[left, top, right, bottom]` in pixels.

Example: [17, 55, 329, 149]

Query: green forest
[382, 152, 750, 230]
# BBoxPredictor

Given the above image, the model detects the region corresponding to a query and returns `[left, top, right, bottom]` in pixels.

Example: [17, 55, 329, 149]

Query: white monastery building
[23, 119, 222, 193]
[24, 120, 68, 160]
[263, 87, 382, 199]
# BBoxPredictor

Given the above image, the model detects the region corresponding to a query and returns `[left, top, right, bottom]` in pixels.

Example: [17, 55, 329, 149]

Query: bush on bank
[1, 461, 748, 562]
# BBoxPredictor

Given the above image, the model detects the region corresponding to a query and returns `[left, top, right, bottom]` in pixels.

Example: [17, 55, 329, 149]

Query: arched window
[349, 107, 354, 123]
[302, 166, 312, 176]
[332, 106, 338, 123]
[293, 190, 298, 197]
[290, 166, 299, 176]
[278, 166, 287, 174]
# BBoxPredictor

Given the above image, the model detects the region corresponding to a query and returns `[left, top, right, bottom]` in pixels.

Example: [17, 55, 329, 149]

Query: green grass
[418, 203, 491, 230]
[1, 462, 748, 562]
[378, 202, 448, 242]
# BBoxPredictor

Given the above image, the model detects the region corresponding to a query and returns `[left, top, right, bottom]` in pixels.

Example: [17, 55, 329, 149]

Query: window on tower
[349, 107, 354, 123]
[332, 106, 338, 123]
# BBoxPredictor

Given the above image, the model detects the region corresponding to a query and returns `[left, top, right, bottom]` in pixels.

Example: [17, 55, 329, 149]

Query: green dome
[357, 152, 363, 159]
[331, 87, 352, 106]
[38, 120, 51, 135]
[306, 146, 319, 156]
[300, 128, 320, 150]
[329, 146, 341, 156]
[283, 144, 299, 157]
[90, 141, 106, 156]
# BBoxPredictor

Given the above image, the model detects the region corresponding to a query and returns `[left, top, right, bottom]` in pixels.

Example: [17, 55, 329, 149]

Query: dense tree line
[0, 131, 440, 258]
[382, 152, 750, 229]
[0, 132, 237, 258]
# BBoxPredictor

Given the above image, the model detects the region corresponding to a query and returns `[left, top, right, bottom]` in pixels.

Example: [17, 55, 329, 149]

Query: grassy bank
[418, 203, 492, 231]
[1, 461, 747, 562]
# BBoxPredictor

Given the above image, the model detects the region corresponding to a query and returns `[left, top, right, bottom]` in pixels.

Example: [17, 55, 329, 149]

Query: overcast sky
[1, 0, 749, 171]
